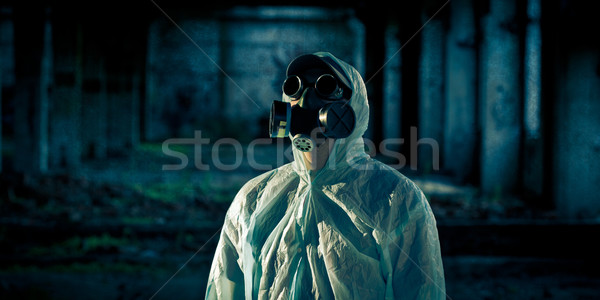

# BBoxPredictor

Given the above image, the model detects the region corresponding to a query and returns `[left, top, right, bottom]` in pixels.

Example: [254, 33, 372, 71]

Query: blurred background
[1, 0, 600, 299]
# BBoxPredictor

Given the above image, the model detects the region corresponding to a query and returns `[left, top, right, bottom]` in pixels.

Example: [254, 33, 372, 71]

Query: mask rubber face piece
[269, 54, 356, 152]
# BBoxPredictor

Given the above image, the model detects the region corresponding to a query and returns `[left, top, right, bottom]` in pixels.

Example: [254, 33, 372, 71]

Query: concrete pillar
[12, 6, 51, 174]
[553, 48, 600, 218]
[363, 6, 386, 146]
[106, 72, 137, 155]
[479, 0, 522, 195]
[0, 46, 2, 173]
[0, 7, 15, 172]
[418, 16, 445, 173]
[0, 17, 3, 173]
[105, 18, 143, 156]
[81, 32, 107, 159]
[131, 72, 141, 148]
[443, 0, 477, 183]
[0, 8, 14, 88]
[398, 2, 422, 163]
[145, 20, 159, 141]
[49, 18, 83, 170]
[522, 0, 544, 199]
[382, 23, 402, 142]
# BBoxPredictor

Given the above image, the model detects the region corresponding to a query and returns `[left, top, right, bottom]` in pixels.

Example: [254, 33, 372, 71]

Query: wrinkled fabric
[205, 52, 445, 300]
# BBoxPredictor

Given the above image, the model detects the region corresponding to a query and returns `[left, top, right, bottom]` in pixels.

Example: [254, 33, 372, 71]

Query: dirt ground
[1, 144, 599, 299]
[1, 255, 598, 299]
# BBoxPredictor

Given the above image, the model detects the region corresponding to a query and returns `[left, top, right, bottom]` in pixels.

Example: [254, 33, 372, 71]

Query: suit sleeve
[384, 184, 446, 300]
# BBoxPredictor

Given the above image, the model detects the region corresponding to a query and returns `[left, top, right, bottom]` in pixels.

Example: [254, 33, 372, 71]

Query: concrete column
[131, 71, 141, 148]
[383, 23, 402, 142]
[444, 0, 477, 183]
[106, 72, 135, 155]
[0, 8, 15, 173]
[145, 20, 159, 142]
[145, 20, 159, 141]
[0, 45, 2, 173]
[522, 0, 543, 198]
[398, 2, 422, 164]
[418, 16, 445, 173]
[0, 9, 12, 172]
[105, 18, 143, 156]
[81, 33, 107, 159]
[553, 48, 600, 218]
[0, 17, 3, 173]
[479, 0, 522, 195]
[363, 6, 386, 146]
[12, 6, 51, 174]
[49, 19, 83, 170]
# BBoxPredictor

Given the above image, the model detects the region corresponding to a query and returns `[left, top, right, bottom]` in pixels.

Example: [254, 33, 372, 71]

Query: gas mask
[269, 56, 356, 152]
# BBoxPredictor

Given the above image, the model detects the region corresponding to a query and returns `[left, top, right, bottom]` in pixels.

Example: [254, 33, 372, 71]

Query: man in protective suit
[206, 52, 446, 299]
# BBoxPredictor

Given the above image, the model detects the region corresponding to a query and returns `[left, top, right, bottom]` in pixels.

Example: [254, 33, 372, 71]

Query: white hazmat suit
[206, 52, 446, 299]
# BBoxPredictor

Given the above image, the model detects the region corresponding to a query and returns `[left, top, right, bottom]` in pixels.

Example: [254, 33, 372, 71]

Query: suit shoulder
[351, 158, 427, 211]
[229, 163, 295, 215]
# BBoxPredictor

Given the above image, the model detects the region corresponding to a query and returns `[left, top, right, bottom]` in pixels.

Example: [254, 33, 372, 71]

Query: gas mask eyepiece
[282, 76, 303, 99]
[314, 74, 343, 99]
